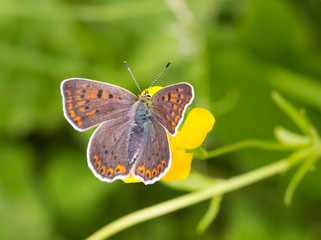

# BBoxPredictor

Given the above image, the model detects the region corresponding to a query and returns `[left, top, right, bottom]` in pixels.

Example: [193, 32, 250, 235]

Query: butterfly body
[61, 78, 194, 184]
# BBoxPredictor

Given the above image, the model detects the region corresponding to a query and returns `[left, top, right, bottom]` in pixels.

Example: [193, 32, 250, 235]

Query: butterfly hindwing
[133, 118, 171, 184]
[151, 83, 194, 135]
[87, 117, 132, 182]
[61, 78, 138, 131]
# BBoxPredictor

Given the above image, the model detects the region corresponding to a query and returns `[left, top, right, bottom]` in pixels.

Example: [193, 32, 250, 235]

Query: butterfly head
[139, 90, 152, 108]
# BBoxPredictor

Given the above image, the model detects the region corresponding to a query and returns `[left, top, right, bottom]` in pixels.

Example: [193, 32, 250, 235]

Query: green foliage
[1, 0, 321, 239]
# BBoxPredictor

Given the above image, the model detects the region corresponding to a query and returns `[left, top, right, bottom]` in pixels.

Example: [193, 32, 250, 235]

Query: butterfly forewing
[133, 118, 171, 184]
[87, 117, 132, 182]
[61, 78, 138, 131]
[151, 83, 194, 135]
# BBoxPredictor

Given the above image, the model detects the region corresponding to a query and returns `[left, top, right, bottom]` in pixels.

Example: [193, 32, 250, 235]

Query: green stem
[197, 139, 298, 159]
[86, 148, 311, 240]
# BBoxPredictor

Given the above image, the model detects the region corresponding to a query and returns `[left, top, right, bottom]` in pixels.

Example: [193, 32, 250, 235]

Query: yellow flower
[123, 86, 215, 183]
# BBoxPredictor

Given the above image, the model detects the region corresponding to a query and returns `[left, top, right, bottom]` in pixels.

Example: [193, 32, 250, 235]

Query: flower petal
[179, 108, 215, 149]
[123, 175, 141, 183]
[161, 150, 193, 181]
[140, 86, 163, 97]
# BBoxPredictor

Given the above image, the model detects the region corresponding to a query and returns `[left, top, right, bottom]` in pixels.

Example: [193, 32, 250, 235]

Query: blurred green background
[1, 0, 321, 239]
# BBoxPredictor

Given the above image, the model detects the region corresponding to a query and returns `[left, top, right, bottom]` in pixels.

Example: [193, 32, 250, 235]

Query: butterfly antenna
[124, 61, 142, 93]
[148, 61, 172, 90]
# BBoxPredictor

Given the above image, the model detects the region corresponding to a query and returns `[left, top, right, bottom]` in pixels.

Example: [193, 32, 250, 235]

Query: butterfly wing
[151, 83, 194, 136]
[87, 117, 132, 182]
[132, 118, 171, 185]
[61, 78, 138, 131]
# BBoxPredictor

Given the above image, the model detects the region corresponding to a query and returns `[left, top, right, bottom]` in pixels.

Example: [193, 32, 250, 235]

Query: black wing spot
[118, 97, 122, 100]
[104, 150, 108, 155]
[96, 109, 99, 113]
[168, 93, 171, 101]
[162, 96, 165, 101]
[109, 94, 113, 99]
[82, 89, 86, 93]
[86, 100, 90, 104]
[81, 95, 84, 98]
[85, 106, 89, 110]
[97, 89, 103, 98]
[87, 84, 90, 88]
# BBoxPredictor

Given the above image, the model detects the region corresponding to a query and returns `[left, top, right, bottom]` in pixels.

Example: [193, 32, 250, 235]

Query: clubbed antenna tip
[148, 61, 172, 90]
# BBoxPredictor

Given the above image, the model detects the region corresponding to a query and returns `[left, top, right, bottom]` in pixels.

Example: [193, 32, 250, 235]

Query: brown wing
[61, 78, 138, 131]
[132, 118, 171, 185]
[87, 117, 132, 182]
[151, 83, 194, 136]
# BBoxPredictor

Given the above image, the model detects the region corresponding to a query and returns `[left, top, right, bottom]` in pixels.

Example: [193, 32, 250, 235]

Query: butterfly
[60, 61, 194, 184]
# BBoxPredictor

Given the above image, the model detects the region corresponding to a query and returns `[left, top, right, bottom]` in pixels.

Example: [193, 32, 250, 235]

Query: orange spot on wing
[68, 103, 73, 110]
[74, 116, 82, 126]
[175, 115, 180, 123]
[173, 105, 178, 110]
[137, 165, 145, 176]
[67, 97, 72, 103]
[178, 88, 183, 92]
[152, 169, 157, 177]
[87, 89, 98, 94]
[79, 107, 85, 112]
[145, 169, 151, 179]
[69, 110, 75, 118]
[106, 168, 114, 177]
[162, 160, 167, 167]
[178, 108, 182, 115]
[77, 101, 85, 106]
[81, 84, 87, 88]
[102, 92, 108, 99]
[171, 93, 178, 98]
[86, 110, 96, 116]
[186, 96, 190, 101]
[66, 90, 72, 96]
[171, 111, 175, 117]
[93, 156, 98, 163]
[99, 166, 106, 174]
[76, 90, 81, 94]
[166, 115, 170, 121]
[85, 94, 97, 99]
[115, 164, 126, 174]
[95, 160, 101, 170]
[180, 94, 185, 98]
[76, 96, 81, 100]
[157, 164, 163, 172]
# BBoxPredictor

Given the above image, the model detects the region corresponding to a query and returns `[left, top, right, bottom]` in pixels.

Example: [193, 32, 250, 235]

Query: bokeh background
[1, 0, 321, 239]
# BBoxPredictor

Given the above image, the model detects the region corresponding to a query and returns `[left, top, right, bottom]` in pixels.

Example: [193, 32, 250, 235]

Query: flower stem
[197, 139, 298, 159]
[86, 148, 311, 240]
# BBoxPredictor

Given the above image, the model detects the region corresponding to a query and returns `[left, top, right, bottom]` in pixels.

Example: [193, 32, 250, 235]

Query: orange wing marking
[115, 164, 126, 174]
[136, 165, 145, 176]
[105, 168, 114, 177]
[99, 166, 106, 175]
[73, 116, 82, 126]
[145, 169, 151, 179]
[152, 169, 157, 177]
